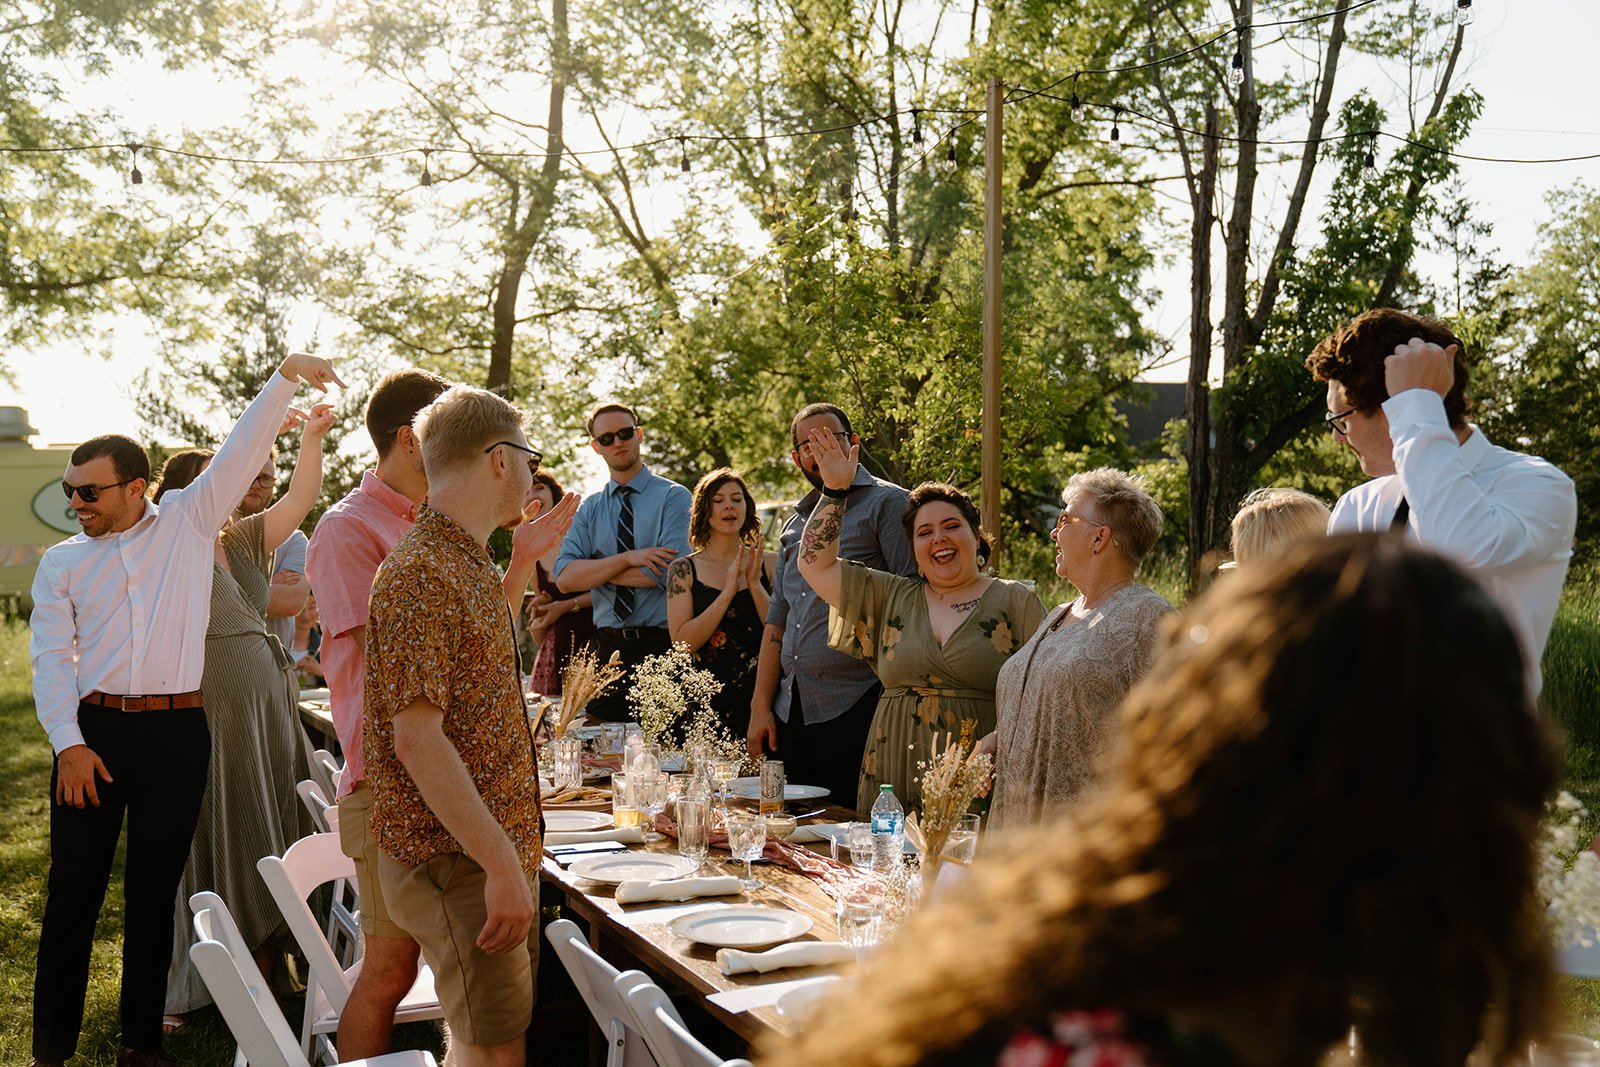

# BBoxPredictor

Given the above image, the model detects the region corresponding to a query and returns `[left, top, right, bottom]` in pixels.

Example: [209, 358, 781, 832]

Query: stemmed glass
[725, 811, 766, 890]
[708, 758, 741, 810]
[634, 771, 669, 843]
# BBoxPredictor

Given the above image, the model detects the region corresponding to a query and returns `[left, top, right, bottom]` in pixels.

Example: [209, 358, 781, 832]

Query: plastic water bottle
[869, 784, 904, 871]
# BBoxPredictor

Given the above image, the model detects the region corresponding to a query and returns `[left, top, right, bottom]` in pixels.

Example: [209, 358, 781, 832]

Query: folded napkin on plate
[545, 827, 644, 846]
[787, 823, 841, 844]
[716, 941, 856, 975]
[614, 875, 743, 904]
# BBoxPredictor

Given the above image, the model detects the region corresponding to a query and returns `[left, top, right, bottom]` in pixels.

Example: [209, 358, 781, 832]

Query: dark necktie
[1391, 496, 1410, 531]
[614, 485, 635, 620]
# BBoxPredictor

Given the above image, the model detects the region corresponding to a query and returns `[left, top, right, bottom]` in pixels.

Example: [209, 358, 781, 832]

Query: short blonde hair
[1230, 488, 1330, 569]
[1064, 467, 1164, 565]
[414, 385, 527, 476]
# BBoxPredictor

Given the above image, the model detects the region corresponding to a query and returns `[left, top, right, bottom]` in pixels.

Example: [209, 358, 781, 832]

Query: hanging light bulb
[419, 149, 434, 188]
[1230, 49, 1245, 88]
[1109, 107, 1123, 145]
[944, 130, 958, 172]
[1455, 0, 1473, 25]
[128, 143, 144, 186]
[1361, 133, 1379, 181]
[679, 136, 690, 174]
[1069, 75, 1084, 123]
[911, 107, 923, 146]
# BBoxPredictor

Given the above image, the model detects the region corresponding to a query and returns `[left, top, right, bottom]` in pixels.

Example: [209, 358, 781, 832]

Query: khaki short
[336, 783, 409, 939]
[378, 850, 539, 1047]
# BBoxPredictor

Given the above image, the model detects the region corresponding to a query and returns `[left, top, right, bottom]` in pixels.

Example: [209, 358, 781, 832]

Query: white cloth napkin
[716, 941, 855, 975]
[614, 875, 743, 904]
[787, 823, 841, 843]
[545, 827, 644, 846]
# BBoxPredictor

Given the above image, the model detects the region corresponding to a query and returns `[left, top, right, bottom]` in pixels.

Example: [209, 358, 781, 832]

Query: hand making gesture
[808, 426, 858, 492]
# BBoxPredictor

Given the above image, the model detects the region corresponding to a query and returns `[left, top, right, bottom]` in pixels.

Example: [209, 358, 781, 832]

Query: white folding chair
[289, 787, 360, 968]
[258, 833, 444, 1063]
[545, 918, 658, 1067]
[620, 979, 752, 1067]
[310, 748, 343, 802]
[190, 895, 436, 1067]
[297, 780, 333, 833]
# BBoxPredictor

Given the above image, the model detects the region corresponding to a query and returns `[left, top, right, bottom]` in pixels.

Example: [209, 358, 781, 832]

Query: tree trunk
[1185, 105, 1220, 594]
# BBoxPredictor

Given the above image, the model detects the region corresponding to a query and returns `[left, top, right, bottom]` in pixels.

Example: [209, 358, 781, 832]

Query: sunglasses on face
[62, 477, 138, 504]
[593, 425, 637, 447]
[484, 440, 544, 475]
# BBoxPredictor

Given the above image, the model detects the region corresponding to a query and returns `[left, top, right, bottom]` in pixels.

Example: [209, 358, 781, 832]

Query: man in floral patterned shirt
[364, 385, 577, 1067]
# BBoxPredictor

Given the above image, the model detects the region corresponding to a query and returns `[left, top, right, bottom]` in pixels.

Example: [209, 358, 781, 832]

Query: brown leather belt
[83, 690, 204, 712]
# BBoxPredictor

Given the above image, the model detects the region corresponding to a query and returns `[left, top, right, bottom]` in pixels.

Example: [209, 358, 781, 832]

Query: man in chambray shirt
[747, 402, 915, 803]
[1306, 308, 1576, 698]
[555, 403, 691, 720]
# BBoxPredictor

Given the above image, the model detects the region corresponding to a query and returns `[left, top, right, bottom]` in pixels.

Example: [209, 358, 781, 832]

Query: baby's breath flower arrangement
[1539, 790, 1600, 949]
[627, 643, 742, 760]
[906, 721, 992, 887]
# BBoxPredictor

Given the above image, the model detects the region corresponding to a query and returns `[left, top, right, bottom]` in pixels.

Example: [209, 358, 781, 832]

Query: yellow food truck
[0, 407, 78, 614]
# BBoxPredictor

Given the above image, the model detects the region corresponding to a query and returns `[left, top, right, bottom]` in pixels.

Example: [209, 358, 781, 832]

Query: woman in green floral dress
[795, 428, 1045, 811]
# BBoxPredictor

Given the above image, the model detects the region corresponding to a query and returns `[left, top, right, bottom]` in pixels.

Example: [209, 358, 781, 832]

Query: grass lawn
[1, 573, 1598, 1059]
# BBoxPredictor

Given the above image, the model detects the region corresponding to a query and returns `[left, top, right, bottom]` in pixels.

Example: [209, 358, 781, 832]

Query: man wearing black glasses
[28, 352, 345, 1067]
[554, 402, 692, 720]
[1306, 308, 1575, 698]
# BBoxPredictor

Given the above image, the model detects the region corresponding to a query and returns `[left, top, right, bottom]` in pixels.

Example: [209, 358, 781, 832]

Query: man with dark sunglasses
[28, 351, 345, 1067]
[1306, 308, 1575, 698]
[554, 402, 691, 720]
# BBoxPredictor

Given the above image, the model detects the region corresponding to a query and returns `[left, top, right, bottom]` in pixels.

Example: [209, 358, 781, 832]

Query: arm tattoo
[666, 557, 691, 597]
[800, 498, 847, 565]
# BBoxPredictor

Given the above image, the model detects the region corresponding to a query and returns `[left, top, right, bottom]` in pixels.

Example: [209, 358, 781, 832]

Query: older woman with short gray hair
[987, 468, 1173, 829]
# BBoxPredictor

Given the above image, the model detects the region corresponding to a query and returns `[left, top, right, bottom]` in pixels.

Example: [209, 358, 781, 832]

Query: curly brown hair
[759, 534, 1555, 1067]
[1304, 308, 1471, 429]
[688, 468, 761, 549]
[902, 482, 993, 567]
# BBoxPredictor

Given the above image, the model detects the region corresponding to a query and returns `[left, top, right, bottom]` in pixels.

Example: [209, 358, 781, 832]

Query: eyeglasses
[62, 477, 138, 504]
[1324, 407, 1356, 435]
[793, 430, 857, 457]
[484, 440, 543, 474]
[593, 425, 637, 447]
[250, 472, 275, 489]
[1054, 511, 1108, 533]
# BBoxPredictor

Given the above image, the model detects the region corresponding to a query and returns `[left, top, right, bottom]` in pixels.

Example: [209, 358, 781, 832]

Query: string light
[944, 130, 958, 171]
[419, 148, 434, 187]
[1455, 0, 1473, 25]
[1110, 106, 1123, 145]
[678, 135, 690, 173]
[911, 107, 923, 145]
[1069, 76, 1084, 123]
[128, 143, 144, 185]
[1362, 131, 1379, 181]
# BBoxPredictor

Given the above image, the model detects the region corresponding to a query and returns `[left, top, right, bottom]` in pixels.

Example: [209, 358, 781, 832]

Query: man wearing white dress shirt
[27, 352, 344, 1067]
[1306, 308, 1576, 698]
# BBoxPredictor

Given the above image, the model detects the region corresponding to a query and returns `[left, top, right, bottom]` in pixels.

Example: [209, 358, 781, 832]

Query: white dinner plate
[567, 852, 700, 884]
[544, 810, 613, 832]
[666, 906, 814, 948]
[775, 977, 841, 1022]
[726, 778, 830, 802]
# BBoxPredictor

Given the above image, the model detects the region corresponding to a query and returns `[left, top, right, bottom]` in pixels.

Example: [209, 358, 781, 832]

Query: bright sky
[3, 0, 1596, 486]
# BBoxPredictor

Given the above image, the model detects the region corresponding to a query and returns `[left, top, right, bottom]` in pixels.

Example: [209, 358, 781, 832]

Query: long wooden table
[539, 803, 863, 1045]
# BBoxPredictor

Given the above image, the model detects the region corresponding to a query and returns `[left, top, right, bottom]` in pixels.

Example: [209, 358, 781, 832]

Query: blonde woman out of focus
[1224, 487, 1330, 572]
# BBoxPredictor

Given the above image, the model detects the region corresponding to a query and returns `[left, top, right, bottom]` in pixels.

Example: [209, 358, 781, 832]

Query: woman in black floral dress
[666, 468, 774, 737]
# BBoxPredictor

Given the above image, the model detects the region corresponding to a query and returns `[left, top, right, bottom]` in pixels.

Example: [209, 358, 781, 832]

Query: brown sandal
[160, 1014, 188, 1036]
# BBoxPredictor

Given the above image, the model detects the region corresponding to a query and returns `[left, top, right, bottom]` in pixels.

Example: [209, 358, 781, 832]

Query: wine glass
[725, 811, 766, 890]
[708, 757, 741, 810]
[836, 884, 883, 967]
[634, 771, 669, 843]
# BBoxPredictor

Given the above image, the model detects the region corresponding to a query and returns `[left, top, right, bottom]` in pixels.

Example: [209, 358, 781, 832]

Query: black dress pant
[33, 703, 211, 1060]
[773, 682, 880, 812]
[585, 625, 673, 721]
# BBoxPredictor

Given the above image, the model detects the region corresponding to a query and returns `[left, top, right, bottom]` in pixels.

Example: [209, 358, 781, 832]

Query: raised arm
[262, 403, 336, 552]
[794, 427, 858, 609]
[666, 551, 740, 652]
[503, 492, 581, 613]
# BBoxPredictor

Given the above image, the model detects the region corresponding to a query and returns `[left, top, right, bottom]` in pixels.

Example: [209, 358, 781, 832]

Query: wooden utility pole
[981, 75, 1003, 559]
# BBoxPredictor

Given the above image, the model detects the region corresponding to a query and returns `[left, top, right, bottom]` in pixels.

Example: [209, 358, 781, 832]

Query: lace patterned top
[988, 584, 1172, 829]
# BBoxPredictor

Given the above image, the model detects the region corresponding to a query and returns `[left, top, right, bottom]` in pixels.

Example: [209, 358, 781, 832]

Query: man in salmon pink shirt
[306, 368, 450, 1059]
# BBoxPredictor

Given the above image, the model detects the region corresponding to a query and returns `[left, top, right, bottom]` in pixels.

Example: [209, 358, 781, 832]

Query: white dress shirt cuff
[1382, 388, 1451, 436]
[48, 721, 86, 755]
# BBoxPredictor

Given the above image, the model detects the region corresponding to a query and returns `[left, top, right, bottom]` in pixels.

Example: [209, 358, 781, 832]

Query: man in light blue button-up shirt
[555, 403, 692, 719]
